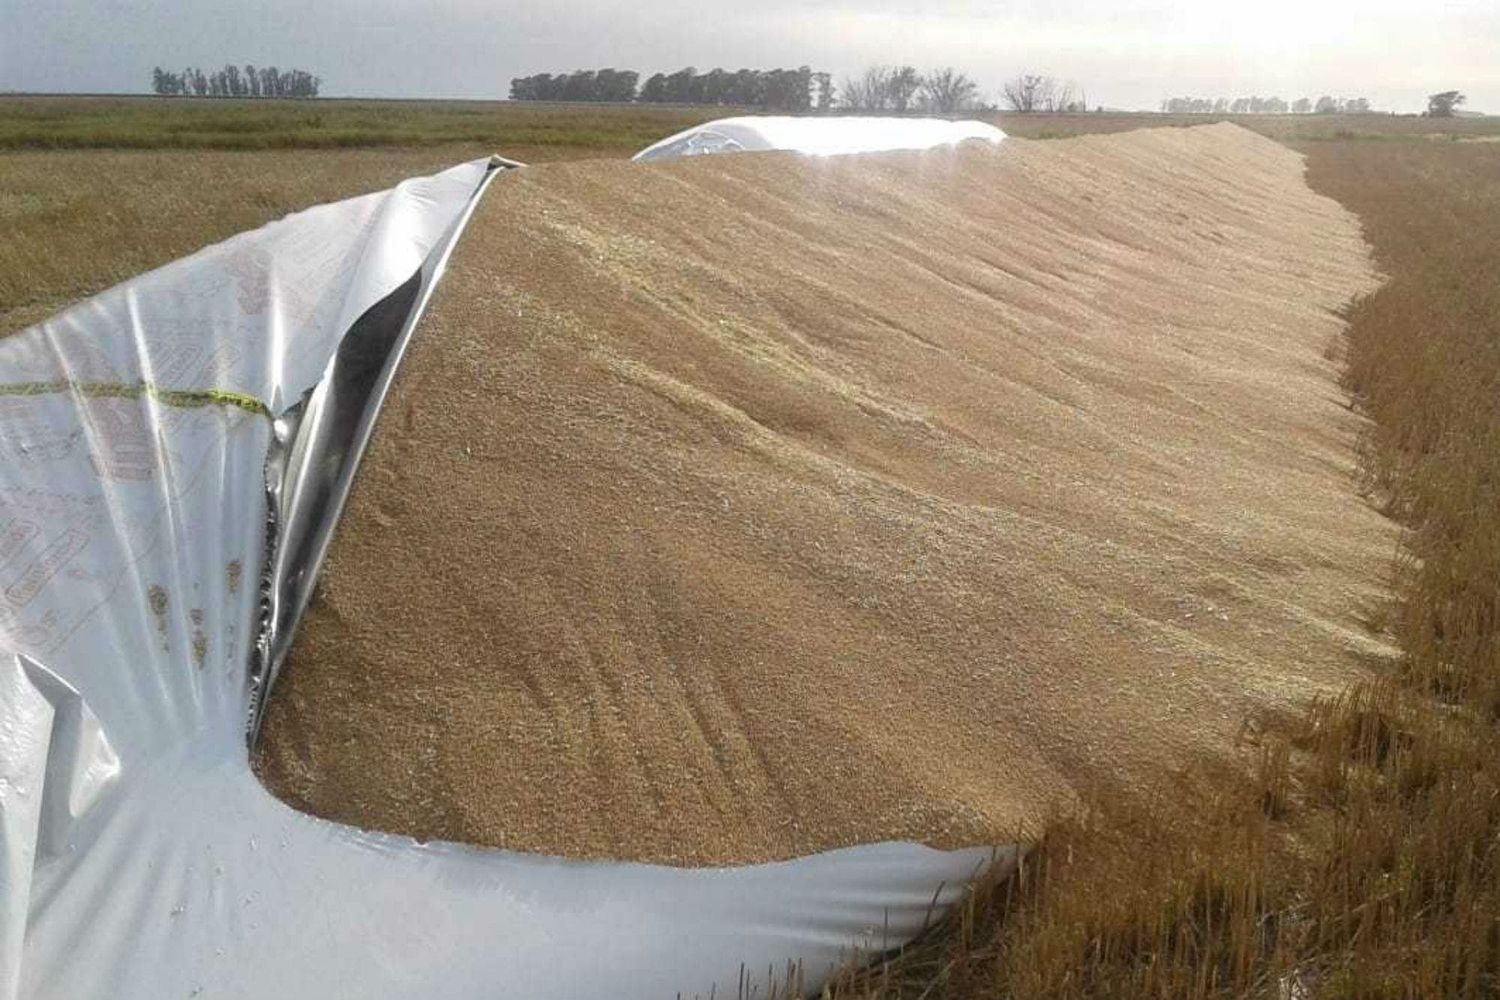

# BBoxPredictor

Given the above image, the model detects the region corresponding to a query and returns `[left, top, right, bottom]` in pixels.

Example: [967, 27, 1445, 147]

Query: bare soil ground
[254, 124, 1395, 866]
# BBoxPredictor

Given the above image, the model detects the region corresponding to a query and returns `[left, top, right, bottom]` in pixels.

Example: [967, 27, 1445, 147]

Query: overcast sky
[2, 0, 1495, 114]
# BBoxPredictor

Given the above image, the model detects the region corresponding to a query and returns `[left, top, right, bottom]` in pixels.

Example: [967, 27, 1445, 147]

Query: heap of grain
[254, 124, 1393, 866]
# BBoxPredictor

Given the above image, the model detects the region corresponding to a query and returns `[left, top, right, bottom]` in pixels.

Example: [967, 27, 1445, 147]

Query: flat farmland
[0, 98, 722, 332]
[5, 95, 1500, 998]
[4, 97, 1496, 334]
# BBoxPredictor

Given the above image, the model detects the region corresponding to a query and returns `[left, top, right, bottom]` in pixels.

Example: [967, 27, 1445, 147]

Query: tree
[1004, 75, 1077, 113]
[1292, 97, 1311, 114]
[599, 69, 639, 102]
[664, 66, 697, 103]
[888, 66, 921, 112]
[762, 67, 813, 112]
[638, 73, 666, 103]
[815, 72, 835, 112]
[918, 67, 980, 114]
[150, 67, 190, 96]
[1047, 80, 1078, 113]
[1001, 74, 1047, 112]
[1427, 91, 1465, 117]
[1315, 95, 1338, 114]
[842, 65, 894, 111]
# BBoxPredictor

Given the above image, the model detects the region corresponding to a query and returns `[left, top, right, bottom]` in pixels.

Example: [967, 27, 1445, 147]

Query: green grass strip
[0, 378, 271, 417]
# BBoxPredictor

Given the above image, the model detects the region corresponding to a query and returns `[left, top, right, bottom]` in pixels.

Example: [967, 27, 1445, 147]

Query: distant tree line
[510, 63, 1116, 115]
[510, 66, 834, 112]
[841, 66, 986, 113]
[1159, 95, 1374, 114]
[509, 68, 640, 103]
[151, 65, 321, 98]
[639, 67, 832, 111]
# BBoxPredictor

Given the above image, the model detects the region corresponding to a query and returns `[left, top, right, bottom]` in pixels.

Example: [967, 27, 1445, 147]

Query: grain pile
[254, 124, 1393, 866]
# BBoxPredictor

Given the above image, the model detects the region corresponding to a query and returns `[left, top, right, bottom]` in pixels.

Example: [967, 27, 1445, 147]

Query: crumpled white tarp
[633, 115, 1006, 162]
[0, 155, 1007, 1000]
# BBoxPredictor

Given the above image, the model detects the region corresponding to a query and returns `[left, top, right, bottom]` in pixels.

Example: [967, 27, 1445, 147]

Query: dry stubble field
[4, 97, 1499, 998]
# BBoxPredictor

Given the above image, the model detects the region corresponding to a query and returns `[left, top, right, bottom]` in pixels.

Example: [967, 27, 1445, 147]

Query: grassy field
[4, 97, 1499, 998]
[0, 95, 723, 152]
[5, 96, 1499, 152]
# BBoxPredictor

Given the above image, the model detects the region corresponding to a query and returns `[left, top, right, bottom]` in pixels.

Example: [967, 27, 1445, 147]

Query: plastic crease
[251, 159, 507, 740]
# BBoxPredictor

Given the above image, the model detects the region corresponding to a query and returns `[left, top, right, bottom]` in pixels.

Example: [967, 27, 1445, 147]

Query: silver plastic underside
[248, 157, 515, 741]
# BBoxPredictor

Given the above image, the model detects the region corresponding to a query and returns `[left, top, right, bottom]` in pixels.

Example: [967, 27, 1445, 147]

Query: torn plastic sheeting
[632, 115, 1007, 162]
[2, 154, 1011, 1000]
